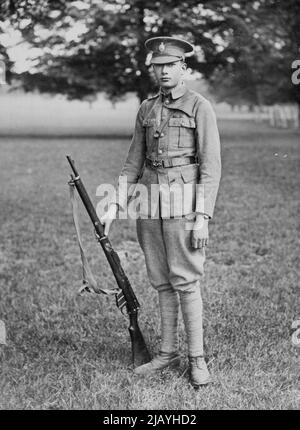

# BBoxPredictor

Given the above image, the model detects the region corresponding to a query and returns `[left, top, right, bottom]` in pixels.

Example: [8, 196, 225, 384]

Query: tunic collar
[149, 82, 195, 117]
[160, 81, 187, 100]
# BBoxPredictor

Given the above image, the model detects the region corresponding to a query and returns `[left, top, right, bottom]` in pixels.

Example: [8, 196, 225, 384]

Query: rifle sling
[69, 183, 118, 296]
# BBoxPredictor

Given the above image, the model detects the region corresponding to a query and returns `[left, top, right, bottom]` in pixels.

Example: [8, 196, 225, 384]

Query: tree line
[0, 0, 299, 116]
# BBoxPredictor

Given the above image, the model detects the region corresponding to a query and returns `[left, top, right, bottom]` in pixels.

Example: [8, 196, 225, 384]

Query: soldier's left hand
[191, 217, 209, 249]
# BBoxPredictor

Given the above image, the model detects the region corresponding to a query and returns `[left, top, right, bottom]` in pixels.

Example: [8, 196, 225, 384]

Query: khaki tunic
[114, 83, 221, 219]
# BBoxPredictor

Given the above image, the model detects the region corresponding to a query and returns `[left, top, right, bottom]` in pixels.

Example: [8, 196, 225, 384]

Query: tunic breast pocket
[143, 118, 156, 150]
[168, 117, 196, 148]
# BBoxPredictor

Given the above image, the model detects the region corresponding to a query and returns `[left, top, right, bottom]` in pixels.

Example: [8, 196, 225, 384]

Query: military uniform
[111, 37, 221, 385]
[115, 83, 221, 291]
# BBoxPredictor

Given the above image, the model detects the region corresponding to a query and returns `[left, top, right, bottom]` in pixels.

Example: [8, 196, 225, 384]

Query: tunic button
[160, 132, 164, 137]
[165, 100, 169, 104]
[158, 149, 163, 154]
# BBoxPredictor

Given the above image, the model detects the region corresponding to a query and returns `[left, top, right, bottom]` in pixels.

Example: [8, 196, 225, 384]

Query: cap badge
[158, 42, 165, 53]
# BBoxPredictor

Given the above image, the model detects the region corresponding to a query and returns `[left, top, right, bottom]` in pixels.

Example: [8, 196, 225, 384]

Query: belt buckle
[152, 159, 163, 168]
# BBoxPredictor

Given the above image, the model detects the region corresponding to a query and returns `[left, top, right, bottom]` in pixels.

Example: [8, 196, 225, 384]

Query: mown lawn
[0, 120, 299, 409]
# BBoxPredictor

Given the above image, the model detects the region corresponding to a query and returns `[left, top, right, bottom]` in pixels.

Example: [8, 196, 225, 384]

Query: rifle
[66, 155, 151, 367]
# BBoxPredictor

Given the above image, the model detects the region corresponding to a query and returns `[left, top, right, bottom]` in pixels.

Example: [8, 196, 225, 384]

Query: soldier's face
[152, 61, 186, 89]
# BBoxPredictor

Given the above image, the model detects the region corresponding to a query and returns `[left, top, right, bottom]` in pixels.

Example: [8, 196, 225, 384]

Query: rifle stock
[66, 155, 151, 367]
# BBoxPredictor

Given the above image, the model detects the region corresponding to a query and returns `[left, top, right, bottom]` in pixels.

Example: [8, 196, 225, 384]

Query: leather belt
[145, 156, 198, 169]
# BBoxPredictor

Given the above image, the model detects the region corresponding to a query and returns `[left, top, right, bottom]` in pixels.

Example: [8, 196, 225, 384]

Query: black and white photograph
[0, 0, 299, 412]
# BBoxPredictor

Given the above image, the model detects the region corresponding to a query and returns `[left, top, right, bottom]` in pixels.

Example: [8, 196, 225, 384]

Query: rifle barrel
[66, 155, 79, 177]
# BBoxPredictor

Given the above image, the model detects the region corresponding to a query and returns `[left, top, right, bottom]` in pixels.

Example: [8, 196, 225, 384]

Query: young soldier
[100, 36, 221, 387]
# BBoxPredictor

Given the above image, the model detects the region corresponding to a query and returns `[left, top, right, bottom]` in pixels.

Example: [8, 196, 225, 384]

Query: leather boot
[188, 356, 211, 387]
[134, 351, 180, 375]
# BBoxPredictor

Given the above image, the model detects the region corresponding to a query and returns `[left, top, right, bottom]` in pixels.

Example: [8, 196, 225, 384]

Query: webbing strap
[69, 183, 118, 296]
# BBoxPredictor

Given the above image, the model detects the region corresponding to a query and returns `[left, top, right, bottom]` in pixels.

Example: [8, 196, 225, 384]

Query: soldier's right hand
[100, 203, 118, 236]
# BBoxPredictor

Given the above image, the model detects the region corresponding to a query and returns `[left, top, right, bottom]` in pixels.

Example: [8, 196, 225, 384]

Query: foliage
[0, 1, 299, 106]
[209, 0, 300, 107]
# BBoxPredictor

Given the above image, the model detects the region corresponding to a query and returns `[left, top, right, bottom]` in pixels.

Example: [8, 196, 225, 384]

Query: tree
[1, 0, 299, 111]
[209, 0, 300, 114]
[0, 0, 263, 103]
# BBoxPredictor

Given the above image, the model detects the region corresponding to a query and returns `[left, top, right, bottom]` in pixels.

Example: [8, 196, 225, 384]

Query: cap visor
[151, 55, 182, 64]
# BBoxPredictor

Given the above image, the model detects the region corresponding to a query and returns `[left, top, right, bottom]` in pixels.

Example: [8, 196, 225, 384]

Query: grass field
[0, 120, 299, 409]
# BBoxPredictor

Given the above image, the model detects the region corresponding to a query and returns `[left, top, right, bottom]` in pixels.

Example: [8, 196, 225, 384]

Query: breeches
[136, 217, 205, 292]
